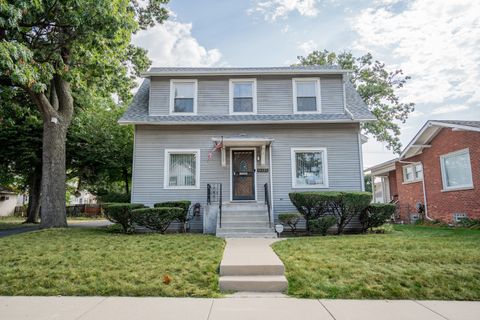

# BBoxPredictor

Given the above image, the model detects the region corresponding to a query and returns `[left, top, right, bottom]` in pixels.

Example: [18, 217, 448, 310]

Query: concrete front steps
[216, 202, 277, 238]
[219, 238, 288, 293]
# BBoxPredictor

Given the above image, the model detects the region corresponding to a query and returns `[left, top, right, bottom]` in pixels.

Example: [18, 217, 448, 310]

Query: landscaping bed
[0, 228, 225, 297]
[273, 225, 480, 300]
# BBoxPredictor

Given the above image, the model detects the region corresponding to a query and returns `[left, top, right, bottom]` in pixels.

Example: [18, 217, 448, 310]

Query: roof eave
[118, 118, 372, 125]
[141, 69, 353, 77]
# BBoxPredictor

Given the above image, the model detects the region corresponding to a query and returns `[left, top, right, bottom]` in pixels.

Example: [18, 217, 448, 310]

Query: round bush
[308, 216, 337, 236]
[103, 203, 145, 233]
[132, 207, 184, 233]
[278, 212, 302, 234]
[359, 203, 396, 232]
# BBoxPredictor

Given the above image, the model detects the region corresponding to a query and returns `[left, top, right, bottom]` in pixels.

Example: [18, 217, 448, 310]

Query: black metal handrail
[264, 183, 272, 228]
[207, 183, 222, 227]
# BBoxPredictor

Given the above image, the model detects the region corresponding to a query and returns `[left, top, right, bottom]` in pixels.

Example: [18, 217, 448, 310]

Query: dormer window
[229, 79, 257, 114]
[293, 78, 321, 113]
[170, 80, 197, 114]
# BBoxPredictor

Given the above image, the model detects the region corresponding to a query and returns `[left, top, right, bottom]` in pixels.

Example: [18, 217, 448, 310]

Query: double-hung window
[291, 148, 328, 188]
[293, 78, 321, 113]
[440, 148, 473, 191]
[402, 163, 423, 183]
[229, 79, 257, 114]
[164, 149, 200, 189]
[170, 80, 197, 114]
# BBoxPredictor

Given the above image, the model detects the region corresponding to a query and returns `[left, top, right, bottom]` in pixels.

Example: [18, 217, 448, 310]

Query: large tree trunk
[24, 164, 42, 224]
[28, 75, 74, 229]
[39, 118, 69, 228]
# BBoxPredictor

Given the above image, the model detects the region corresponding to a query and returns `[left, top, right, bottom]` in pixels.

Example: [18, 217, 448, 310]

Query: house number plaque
[257, 168, 269, 173]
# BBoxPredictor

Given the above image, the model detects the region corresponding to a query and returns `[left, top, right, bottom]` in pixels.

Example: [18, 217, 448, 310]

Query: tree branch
[49, 79, 59, 110]
[53, 75, 74, 121]
[24, 86, 57, 120]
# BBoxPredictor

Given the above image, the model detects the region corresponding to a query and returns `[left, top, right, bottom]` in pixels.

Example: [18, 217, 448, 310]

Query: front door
[232, 150, 255, 200]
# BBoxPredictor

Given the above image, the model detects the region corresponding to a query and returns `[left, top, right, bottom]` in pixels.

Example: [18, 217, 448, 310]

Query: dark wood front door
[232, 150, 255, 200]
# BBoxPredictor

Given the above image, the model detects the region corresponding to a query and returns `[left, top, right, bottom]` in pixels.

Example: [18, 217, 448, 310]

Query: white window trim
[229, 78, 257, 115]
[169, 79, 198, 115]
[292, 78, 321, 114]
[291, 147, 329, 188]
[402, 163, 423, 184]
[163, 149, 200, 190]
[440, 148, 473, 191]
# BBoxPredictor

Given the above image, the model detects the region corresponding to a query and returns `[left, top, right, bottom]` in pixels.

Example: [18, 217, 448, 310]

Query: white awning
[211, 135, 274, 147]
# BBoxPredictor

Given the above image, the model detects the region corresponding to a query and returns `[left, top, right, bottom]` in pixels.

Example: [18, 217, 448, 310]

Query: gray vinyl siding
[131, 123, 362, 232]
[148, 75, 345, 116]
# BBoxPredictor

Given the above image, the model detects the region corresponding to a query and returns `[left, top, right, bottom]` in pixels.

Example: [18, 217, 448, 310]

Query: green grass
[273, 225, 480, 300]
[0, 228, 225, 297]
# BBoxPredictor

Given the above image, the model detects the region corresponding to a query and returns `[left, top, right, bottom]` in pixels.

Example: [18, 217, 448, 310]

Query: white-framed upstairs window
[229, 78, 257, 114]
[292, 78, 321, 113]
[291, 147, 329, 188]
[440, 148, 473, 191]
[169, 79, 197, 114]
[402, 163, 423, 183]
[164, 149, 200, 189]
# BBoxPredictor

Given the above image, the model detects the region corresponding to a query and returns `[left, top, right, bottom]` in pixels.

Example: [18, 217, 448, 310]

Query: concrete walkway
[1, 296, 479, 320]
[219, 238, 287, 292]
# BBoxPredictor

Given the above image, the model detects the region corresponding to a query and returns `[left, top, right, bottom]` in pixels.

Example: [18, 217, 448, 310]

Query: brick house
[367, 120, 480, 224]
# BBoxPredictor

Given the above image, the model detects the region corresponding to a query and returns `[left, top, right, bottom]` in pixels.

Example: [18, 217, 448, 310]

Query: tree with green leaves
[0, 87, 42, 223]
[67, 101, 133, 197]
[0, 0, 168, 228]
[297, 50, 414, 153]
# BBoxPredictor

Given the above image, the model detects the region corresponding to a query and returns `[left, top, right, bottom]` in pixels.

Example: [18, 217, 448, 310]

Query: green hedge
[154, 201, 192, 232]
[132, 207, 184, 233]
[278, 212, 302, 234]
[103, 203, 145, 233]
[359, 203, 396, 232]
[289, 191, 372, 234]
[308, 216, 337, 236]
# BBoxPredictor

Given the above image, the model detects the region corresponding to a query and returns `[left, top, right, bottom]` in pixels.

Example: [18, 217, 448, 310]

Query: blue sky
[133, 0, 480, 168]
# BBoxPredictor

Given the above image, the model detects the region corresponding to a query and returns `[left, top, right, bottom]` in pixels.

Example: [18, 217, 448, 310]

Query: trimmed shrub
[457, 218, 480, 229]
[359, 203, 396, 233]
[103, 203, 145, 233]
[309, 216, 337, 236]
[154, 201, 192, 232]
[132, 207, 184, 233]
[289, 192, 341, 232]
[97, 192, 130, 203]
[279, 212, 302, 234]
[289, 191, 372, 234]
[331, 192, 372, 235]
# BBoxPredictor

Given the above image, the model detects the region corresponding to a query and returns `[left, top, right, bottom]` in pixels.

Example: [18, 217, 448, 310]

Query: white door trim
[229, 147, 257, 202]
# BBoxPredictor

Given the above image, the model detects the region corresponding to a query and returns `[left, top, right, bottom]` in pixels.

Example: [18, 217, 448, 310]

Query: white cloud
[248, 0, 319, 21]
[132, 18, 222, 67]
[409, 110, 424, 118]
[351, 0, 480, 105]
[298, 40, 317, 54]
[431, 105, 469, 115]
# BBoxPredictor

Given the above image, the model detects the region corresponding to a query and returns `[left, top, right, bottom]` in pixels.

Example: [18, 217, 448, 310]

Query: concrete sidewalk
[1, 296, 479, 320]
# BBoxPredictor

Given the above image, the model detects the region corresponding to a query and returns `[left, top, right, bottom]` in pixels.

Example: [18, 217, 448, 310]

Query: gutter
[398, 160, 432, 221]
[118, 118, 377, 126]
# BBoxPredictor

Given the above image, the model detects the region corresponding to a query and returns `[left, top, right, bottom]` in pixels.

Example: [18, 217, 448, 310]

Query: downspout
[269, 142, 274, 224]
[398, 160, 432, 221]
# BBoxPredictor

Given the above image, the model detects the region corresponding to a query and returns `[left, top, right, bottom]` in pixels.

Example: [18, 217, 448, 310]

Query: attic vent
[453, 213, 468, 223]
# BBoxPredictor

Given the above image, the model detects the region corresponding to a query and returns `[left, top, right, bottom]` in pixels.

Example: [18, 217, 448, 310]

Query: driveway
[0, 219, 111, 238]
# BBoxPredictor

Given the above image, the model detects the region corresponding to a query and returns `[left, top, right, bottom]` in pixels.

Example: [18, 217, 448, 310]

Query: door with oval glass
[232, 150, 255, 200]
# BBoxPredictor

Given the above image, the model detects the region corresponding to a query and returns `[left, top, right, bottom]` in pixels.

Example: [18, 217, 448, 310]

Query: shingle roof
[431, 120, 480, 129]
[119, 78, 375, 124]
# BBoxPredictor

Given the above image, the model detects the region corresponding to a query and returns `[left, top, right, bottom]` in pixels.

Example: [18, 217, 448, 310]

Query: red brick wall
[388, 170, 398, 198]
[394, 128, 480, 223]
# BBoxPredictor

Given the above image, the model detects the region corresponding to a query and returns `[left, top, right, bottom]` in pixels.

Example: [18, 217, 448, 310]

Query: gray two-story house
[119, 66, 375, 237]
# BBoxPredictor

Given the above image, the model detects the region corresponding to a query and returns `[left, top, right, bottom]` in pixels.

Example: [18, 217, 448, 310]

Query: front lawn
[0, 228, 225, 297]
[273, 225, 480, 300]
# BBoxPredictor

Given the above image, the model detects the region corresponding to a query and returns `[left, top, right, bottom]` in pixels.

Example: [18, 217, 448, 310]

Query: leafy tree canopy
[297, 50, 415, 153]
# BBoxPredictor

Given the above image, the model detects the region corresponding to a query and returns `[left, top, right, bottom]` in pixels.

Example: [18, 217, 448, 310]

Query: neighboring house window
[164, 149, 200, 189]
[170, 80, 197, 114]
[403, 163, 423, 183]
[440, 148, 473, 191]
[292, 78, 321, 113]
[229, 79, 257, 114]
[291, 148, 328, 188]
